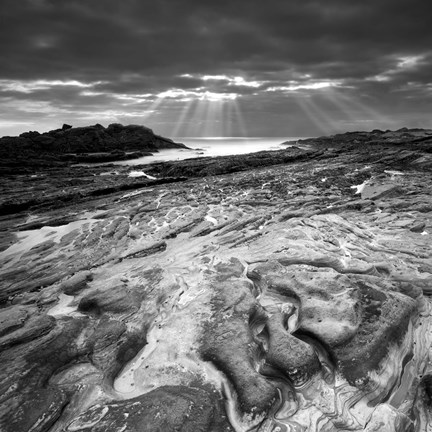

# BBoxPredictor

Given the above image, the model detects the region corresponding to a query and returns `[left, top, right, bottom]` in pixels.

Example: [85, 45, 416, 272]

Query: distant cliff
[0, 123, 189, 172]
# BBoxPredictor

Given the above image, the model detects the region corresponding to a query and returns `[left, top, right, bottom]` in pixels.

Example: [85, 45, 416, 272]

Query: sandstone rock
[2, 387, 68, 432]
[410, 221, 426, 233]
[361, 183, 402, 200]
[78, 285, 140, 316]
[332, 283, 416, 386]
[200, 260, 278, 419]
[65, 386, 233, 432]
[264, 312, 321, 385]
[0, 305, 30, 337]
[1, 127, 432, 431]
[60, 271, 93, 295]
[363, 404, 413, 432]
[0, 314, 55, 350]
[249, 260, 417, 387]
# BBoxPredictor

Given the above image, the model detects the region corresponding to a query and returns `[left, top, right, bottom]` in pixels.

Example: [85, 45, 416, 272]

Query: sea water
[114, 137, 306, 166]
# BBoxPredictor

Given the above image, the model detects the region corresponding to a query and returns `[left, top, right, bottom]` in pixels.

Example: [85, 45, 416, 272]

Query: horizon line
[173, 136, 309, 139]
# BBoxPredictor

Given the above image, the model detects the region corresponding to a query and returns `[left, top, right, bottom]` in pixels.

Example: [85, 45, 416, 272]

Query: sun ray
[141, 96, 167, 122]
[231, 100, 248, 137]
[170, 99, 196, 138]
[333, 91, 391, 126]
[186, 99, 207, 136]
[293, 94, 335, 136]
[205, 101, 216, 136]
[223, 101, 234, 137]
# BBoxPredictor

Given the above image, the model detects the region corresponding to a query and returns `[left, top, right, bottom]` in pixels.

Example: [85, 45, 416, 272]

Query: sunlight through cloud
[0, 79, 106, 94]
[181, 73, 263, 88]
[266, 80, 342, 92]
[157, 88, 237, 101]
[369, 53, 426, 82]
[397, 55, 424, 69]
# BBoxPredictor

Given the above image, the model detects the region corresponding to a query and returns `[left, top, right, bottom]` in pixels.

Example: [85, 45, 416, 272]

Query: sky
[1, 0, 431, 138]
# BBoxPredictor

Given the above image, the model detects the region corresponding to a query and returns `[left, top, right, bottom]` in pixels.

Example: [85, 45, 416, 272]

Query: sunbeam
[202, 99, 221, 137]
[223, 102, 234, 137]
[140, 96, 167, 122]
[293, 94, 335, 136]
[313, 87, 394, 131]
[185, 99, 206, 136]
[231, 100, 249, 137]
[149, 88, 242, 137]
[334, 91, 394, 129]
[170, 99, 197, 137]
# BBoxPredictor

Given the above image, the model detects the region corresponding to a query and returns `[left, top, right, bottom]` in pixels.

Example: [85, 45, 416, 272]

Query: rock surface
[0, 127, 432, 431]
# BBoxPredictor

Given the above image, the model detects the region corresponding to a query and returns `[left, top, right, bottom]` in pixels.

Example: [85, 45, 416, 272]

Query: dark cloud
[0, 0, 431, 136]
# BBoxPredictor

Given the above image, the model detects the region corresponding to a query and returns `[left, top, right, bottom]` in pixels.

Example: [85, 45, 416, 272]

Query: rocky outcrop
[199, 259, 279, 421]
[0, 123, 188, 173]
[0, 127, 432, 431]
[66, 386, 233, 432]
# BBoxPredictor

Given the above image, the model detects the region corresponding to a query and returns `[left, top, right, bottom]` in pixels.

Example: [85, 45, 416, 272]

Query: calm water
[116, 137, 306, 165]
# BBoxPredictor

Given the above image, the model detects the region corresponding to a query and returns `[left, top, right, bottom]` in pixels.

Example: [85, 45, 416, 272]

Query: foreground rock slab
[0, 128, 432, 431]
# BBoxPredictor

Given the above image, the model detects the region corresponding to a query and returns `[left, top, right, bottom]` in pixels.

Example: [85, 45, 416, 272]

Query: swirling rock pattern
[0, 127, 432, 431]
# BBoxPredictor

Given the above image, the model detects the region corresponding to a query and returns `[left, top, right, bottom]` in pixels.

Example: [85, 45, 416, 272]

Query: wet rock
[265, 312, 321, 385]
[1, 127, 432, 431]
[87, 317, 147, 379]
[49, 362, 103, 389]
[363, 404, 414, 432]
[65, 385, 233, 432]
[333, 283, 416, 386]
[200, 260, 278, 419]
[410, 221, 426, 233]
[78, 285, 140, 315]
[361, 183, 402, 200]
[119, 240, 167, 260]
[60, 271, 93, 295]
[0, 319, 87, 431]
[250, 261, 417, 387]
[422, 374, 432, 402]
[249, 263, 361, 348]
[2, 386, 68, 432]
[0, 305, 30, 337]
[0, 314, 55, 350]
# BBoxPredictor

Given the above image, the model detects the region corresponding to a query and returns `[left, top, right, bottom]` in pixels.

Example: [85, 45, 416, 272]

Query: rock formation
[0, 123, 188, 173]
[0, 127, 432, 431]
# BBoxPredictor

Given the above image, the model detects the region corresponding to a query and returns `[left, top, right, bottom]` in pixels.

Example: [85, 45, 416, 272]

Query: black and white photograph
[0, 1, 431, 431]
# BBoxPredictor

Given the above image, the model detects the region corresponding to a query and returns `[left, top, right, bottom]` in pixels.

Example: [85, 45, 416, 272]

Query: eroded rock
[66, 385, 233, 432]
[0, 127, 431, 431]
[200, 259, 279, 420]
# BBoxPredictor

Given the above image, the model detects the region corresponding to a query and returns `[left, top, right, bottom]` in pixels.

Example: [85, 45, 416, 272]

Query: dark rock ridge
[285, 127, 432, 153]
[0, 127, 432, 431]
[0, 123, 188, 173]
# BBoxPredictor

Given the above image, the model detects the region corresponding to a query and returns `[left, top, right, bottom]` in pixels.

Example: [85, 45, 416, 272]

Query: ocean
[115, 137, 306, 165]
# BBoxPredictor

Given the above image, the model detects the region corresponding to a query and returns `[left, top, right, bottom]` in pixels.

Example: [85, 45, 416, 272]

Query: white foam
[128, 170, 157, 179]
[350, 180, 368, 194]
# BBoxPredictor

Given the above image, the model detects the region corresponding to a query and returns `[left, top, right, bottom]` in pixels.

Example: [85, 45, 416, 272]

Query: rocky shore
[0, 127, 432, 431]
[0, 123, 188, 174]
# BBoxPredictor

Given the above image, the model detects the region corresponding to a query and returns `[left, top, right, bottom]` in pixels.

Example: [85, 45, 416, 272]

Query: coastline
[1, 127, 432, 431]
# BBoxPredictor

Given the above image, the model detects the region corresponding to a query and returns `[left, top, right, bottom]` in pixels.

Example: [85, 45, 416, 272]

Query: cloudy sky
[1, 0, 431, 138]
